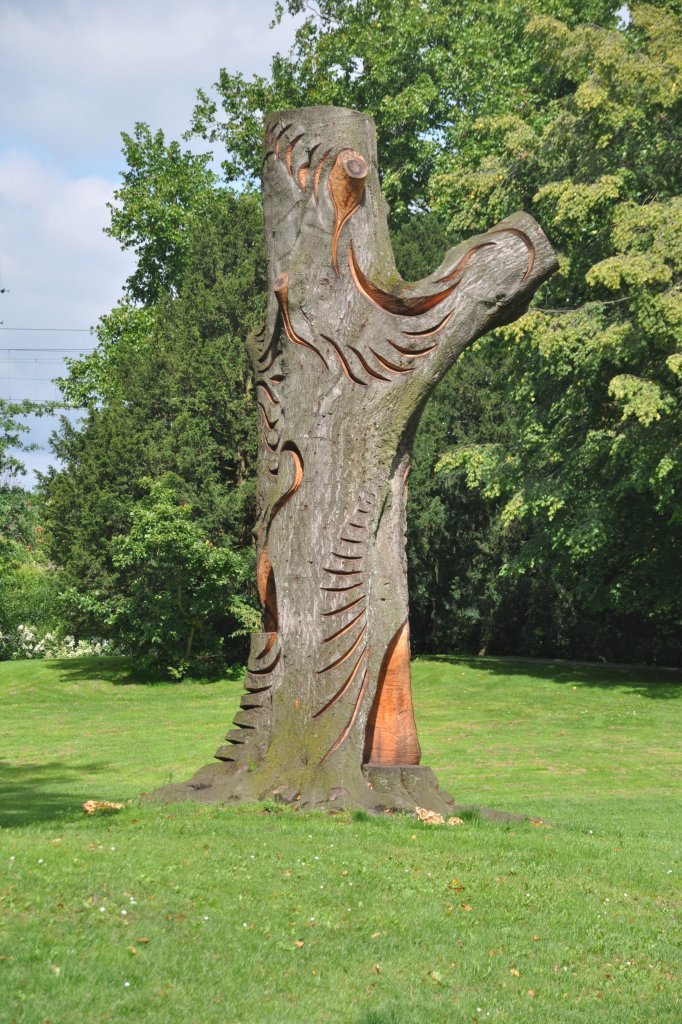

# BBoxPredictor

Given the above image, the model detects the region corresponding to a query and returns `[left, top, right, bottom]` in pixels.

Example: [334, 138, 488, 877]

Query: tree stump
[156, 106, 558, 813]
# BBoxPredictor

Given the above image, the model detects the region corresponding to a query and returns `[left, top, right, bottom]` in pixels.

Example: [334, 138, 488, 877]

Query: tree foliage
[43, 183, 265, 676]
[0, 401, 61, 655]
[106, 124, 220, 304]
[433, 5, 682, 661]
[189, 0, 619, 217]
[107, 477, 257, 677]
[45, 1, 682, 668]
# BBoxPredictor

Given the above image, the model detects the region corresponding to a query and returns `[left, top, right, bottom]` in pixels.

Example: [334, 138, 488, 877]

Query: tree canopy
[32, 0, 682, 671]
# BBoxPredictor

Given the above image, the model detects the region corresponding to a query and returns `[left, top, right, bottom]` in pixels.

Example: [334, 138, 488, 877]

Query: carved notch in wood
[364, 622, 421, 766]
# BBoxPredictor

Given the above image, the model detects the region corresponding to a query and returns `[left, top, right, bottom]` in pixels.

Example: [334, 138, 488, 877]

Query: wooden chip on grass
[416, 807, 444, 825]
[416, 807, 465, 826]
[82, 800, 124, 815]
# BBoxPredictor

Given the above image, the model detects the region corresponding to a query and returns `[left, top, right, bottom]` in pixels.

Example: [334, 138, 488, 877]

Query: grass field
[1, 655, 680, 1023]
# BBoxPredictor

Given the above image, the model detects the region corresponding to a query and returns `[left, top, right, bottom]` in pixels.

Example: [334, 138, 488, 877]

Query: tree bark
[158, 106, 558, 813]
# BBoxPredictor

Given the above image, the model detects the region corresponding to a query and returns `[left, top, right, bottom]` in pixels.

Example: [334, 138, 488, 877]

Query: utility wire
[0, 326, 93, 332]
[1, 348, 97, 353]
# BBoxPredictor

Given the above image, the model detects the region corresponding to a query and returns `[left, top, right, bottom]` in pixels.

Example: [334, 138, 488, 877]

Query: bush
[0, 624, 114, 660]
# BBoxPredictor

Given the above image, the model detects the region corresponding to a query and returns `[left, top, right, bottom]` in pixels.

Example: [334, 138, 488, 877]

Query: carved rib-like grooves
[313, 149, 332, 204]
[270, 446, 304, 520]
[257, 402, 279, 432]
[255, 633, 277, 660]
[285, 134, 304, 175]
[320, 580, 364, 593]
[319, 666, 370, 764]
[247, 648, 282, 675]
[489, 227, 535, 280]
[320, 333, 368, 386]
[348, 345, 391, 382]
[321, 593, 366, 617]
[322, 607, 366, 644]
[313, 650, 368, 719]
[387, 338, 438, 357]
[317, 625, 367, 674]
[401, 309, 454, 338]
[369, 348, 415, 374]
[274, 272, 329, 368]
[435, 242, 496, 284]
[257, 347, 280, 372]
[273, 123, 292, 158]
[256, 381, 279, 406]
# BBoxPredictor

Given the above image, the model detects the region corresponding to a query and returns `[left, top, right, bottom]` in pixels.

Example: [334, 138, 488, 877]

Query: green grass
[1, 655, 680, 1023]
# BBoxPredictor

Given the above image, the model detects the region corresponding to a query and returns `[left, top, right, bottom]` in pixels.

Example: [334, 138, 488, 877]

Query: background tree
[44, 182, 265, 676]
[48, 1, 682, 669]
[105, 124, 220, 305]
[185, 0, 680, 663]
[0, 401, 60, 658]
[433, 5, 682, 662]
[189, 0, 619, 216]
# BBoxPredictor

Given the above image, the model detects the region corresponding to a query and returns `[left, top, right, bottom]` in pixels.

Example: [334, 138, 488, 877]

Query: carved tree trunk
[160, 106, 557, 813]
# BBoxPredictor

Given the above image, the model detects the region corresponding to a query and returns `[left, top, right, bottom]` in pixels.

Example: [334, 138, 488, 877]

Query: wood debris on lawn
[82, 800, 124, 815]
[416, 807, 464, 826]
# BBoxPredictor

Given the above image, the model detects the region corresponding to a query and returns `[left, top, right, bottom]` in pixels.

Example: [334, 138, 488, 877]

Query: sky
[0, 0, 301, 484]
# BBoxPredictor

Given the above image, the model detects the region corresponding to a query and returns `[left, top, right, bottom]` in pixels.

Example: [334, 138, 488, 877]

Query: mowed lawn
[1, 656, 680, 1024]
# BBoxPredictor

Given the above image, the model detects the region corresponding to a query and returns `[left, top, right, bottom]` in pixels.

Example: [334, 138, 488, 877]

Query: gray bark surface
[156, 106, 558, 813]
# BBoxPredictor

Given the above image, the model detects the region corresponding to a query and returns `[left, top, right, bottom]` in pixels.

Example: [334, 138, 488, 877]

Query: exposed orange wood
[328, 149, 368, 273]
[256, 546, 278, 633]
[363, 622, 421, 765]
[349, 244, 458, 316]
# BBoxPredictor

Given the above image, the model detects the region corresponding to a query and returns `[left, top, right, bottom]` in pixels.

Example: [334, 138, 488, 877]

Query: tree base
[150, 760, 525, 822]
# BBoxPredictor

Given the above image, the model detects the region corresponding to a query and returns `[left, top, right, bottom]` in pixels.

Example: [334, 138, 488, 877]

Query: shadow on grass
[0, 759, 112, 827]
[358, 1010, 403, 1024]
[428, 654, 682, 700]
[43, 656, 245, 688]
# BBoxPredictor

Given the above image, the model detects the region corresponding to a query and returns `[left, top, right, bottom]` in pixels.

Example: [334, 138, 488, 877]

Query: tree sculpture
[159, 106, 557, 813]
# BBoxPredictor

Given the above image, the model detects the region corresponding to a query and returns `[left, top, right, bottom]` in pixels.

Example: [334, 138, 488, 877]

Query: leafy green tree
[44, 185, 265, 673]
[106, 124, 219, 304]
[107, 477, 256, 677]
[434, 5, 682, 661]
[189, 0, 618, 217]
[0, 401, 61, 656]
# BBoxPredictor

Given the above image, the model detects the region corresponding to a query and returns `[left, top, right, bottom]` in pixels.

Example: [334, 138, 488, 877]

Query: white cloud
[0, 150, 131, 335]
[0, 0, 300, 169]
[0, 0, 302, 483]
[0, 152, 131, 478]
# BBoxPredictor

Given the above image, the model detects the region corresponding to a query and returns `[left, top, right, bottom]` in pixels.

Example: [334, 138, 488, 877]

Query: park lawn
[0, 656, 680, 1024]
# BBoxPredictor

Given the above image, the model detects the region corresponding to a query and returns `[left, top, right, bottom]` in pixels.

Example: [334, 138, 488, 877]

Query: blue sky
[0, 0, 301, 484]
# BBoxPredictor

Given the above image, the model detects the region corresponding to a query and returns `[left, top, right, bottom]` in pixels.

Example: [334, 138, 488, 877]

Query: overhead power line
[1, 347, 97, 353]
[0, 326, 93, 332]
